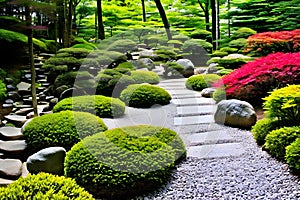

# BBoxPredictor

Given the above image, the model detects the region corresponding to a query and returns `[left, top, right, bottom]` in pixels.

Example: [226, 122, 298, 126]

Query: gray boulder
[176, 59, 194, 71]
[214, 99, 257, 129]
[201, 88, 216, 98]
[26, 147, 66, 175]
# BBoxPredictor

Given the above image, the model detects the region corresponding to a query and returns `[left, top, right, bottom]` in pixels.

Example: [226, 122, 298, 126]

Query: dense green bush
[186, 74, 221, 91]
[32, 38, 47, 52]
[263, 85, 300, 126]
[172, 34, 189, 42]
[43, 56, 83, 72]
[130, 70, 160, 84]
[286, 138, 300, 174]
[217, 54, 253, 69]
[106, 39, 136, 52]
[120, 84, 171, 108]
[40, 39, 60, 53]
[116, 62, 136, 70]
[182, 39, 213, 54]
[228, 38, 248, 49]
[264, 126, 300, 160]
[212, 88, 226, 103]
[96, 69, 136, 96]
[251, 118, 283, 146]
[0, 80, 7, 102]
[72, 43, 96, 50]
[189, 29, 212, 41]
[207, 57, 221, 65]
[167, 40, 183, 48]
[211, 50, 228, 57]
[53, 95, 125, 118]
[23, 111, 107, 152]
[57, 48, 92, 58]
[65, 125, 186, 198]
[0, 173, 94, 200]
[163, 62, 184, 78]
[154, 49, 178, 61]
[219, 47, 238, 54]
[231, 27, 257, 39]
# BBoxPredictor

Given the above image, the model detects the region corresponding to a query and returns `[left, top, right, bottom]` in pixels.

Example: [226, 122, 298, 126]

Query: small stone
[6, 84, 16, 91]
[201, 88, 216, 98]
[0, 159, 23, 177]
[0, 127, 23, 140]
[5, 99, 14, 104]
[5, 78, 14, 84]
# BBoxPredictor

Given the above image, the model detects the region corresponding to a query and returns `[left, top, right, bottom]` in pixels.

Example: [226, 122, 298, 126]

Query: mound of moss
[65, 125, 186, 198]
[53, 95, 126, 118]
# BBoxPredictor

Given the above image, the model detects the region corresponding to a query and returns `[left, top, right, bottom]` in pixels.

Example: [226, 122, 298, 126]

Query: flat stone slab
[171, 93, 202, 99]
[172, 98, 215, 106]
[160, 78, 186, 83]
[0, 177, 14, 186]
[16, 82, 31, 91]
[0, 159, 22, 177]
[0, 127, 23, 140]
[185, 130, 235, 146]
[174, 115, 214, 125]
[187, 143, 245, 159]
[0, 140, 27, 153]
[15, 108, 34, 116]
[176, 105, 216, 116]
[4, 115, 27, 127]
[168, 89, 200, 96]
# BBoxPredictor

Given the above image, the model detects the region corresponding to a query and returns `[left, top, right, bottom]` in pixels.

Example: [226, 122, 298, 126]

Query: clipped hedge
[263, 85, 300, 126]
[264, 126, 300, 160]
[154, 49, 179, 62]
[186, 74, 221, 91]
[120, 84, 171, 108]
[65, 125, 186, 198]
[286, 138, 300, 174]
[162, 62, 184, 78]
[23, 111, 107, 152]
[130, 70, 160, 84]
[251, 118, 283, 146]
[182, 39, 213, 54]
[0, 80, 7, 102]
[53, 95, 126, 118]
[231, 27, 257, 39]
[106, 39, 136, 53]
[0, 173, 94, 199]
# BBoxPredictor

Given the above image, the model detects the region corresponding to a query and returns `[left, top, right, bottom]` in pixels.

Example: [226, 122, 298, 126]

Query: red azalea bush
[214, 52, 300, 106]
[246, 29, 300, 56]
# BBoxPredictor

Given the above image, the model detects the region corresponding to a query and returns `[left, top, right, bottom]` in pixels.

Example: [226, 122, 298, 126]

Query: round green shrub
[106, 39, 136, 53]
[57, 48, 92, 58]
[130, 70, 160, 84]
[212, 87, 226, 103]
[154, 49, 178, 61]
[65, 125, 186, 198]
[264, 126, 300, 160]
[186, 74, 221, 91]
[120, 84, 171, 108]
[251, 118, 283, 146]
[285, 138, 300, 174]
[189, 29, 212, 41]
[263, 85, 300, 126]
[228, 38, 248, 49]
[0, 80, 7, 102]
[219, 47, 238, 54]
[40, 39, 60, 53]
[172, 34, 189, 42]
[162, 62, 184, 78]
[71, 43, 96, 50]
[0, 173, 94, 199]
[182, 39, 213, 54]
[116, 62, 136, 70]
[53, 95, 125, 118]
[212, 50, 228, 57]
[207, 57, 221, 65]
[232, 27, 257, 39]
[217, 54, 253, 69]
[23, 111, 107, 152]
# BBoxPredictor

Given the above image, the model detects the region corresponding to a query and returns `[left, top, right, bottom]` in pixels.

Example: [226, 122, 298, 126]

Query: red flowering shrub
[246, 29, 300, 56]
[214, 52, 300, 105]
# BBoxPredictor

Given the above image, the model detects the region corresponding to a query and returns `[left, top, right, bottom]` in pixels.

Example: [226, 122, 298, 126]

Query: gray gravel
[136, 127, 300, 199]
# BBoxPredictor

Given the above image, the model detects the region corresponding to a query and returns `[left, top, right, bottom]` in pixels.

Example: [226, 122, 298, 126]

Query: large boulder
[214, 99, 257, 129]
[26, 147, 66, 175]
[176, 59, 194, 71]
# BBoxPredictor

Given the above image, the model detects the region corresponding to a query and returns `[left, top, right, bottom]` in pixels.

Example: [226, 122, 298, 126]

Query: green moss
[53, 95, 126, 118]
[0, 173, 94, 200]
[23, 111, 107, 152]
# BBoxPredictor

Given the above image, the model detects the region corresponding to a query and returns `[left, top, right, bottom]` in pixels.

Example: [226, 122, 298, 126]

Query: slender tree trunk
[67, 0, 73, 47]
[227, 0, 231, 37]
[25, 6, 38, 116]
[154, 0, 172, 40]
[142, 0, 146, 22]
[217, 0, 220, 48]
[211, 0, 217, 50]
[97, 0, 105, 40]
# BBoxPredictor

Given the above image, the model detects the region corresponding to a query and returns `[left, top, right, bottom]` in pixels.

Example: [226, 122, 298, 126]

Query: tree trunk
[67, 0, 73, 47]
[211, 0, 217, 50]
[154, 0, 172, 40]
[97, 0, 105, 40]
[142, 0, 146, 22]
[25, 6, 38, 117]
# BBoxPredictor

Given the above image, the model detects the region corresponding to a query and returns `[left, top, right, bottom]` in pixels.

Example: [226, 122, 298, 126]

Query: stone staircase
[0, 55, 54, 186]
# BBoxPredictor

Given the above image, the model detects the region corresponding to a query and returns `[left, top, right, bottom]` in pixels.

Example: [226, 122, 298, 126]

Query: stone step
[0, 177, 14, 186]
[160, 78, 186, 83]
[0, 127, 23, 140]
[174, 115, 214, 126]
[176, 105, 216, 117]
[168, 89, 200, 95]
[172, 98, 215, 106]
[0, 140, 27, 156]
[15, 108, 34, 116]
[185, 130, 236, 146]
[187, 143, 245, 159]
[171, 94, 202, 99]
[0, 159, 23, 179]
[4, 115, 27, 127]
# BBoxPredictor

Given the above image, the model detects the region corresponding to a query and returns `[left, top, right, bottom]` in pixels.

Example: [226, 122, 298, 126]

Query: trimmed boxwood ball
[120, 84, 171, 108]
[286, 138, 300, 174]
[130, 70, 160, 84]
[0, 173, 94, 199]
[264, 126, 300, 160]
[53, 95, 126, 118]
[23, 111, 107, 152]
[212, 88, 226, 103]
[186, 74, 221, 91]
[65, 125, 186, 198]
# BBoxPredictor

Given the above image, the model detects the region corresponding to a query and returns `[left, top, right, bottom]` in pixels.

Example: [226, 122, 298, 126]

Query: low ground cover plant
[53, 95, 126, 118]
[120, 84, 171, 108]
[65, 125, 186, 198]
[0, 173, 94, 199]
[23, 111, 107, 153]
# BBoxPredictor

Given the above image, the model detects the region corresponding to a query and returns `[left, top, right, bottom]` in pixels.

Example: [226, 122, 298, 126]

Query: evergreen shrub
[0, 80, 7, 102]
[186, 74, 221, 91]
[286, 138, 300, 174]
[130, 70, 160, 84]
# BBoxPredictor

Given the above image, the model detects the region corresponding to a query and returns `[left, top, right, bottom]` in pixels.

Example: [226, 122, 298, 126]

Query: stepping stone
[39, 53, 55, 58]
[187, 143, 245, 159]
[2, 104, 13, 109]
[0, 140, 27, 154]
[4, 115, 27, 127]
[0, 178, 14, 186]
[171, 94, 202, 99]
[174, 115, 214, 125]
[0, 127, 23, 140]
[185, 130, 235, 146]
[17, 82, 31, 91]
[6, 85, 16, 91]
[0, 159, 23, 178]
[15, 108, 33, 116]
[160, 78, 186, 83]
[8, 91, 21, 101]
[14, 104, 32, 109]
[168, 89, 199, 95]
[172, 98, 215, 106]
[176, 105, 216, 116]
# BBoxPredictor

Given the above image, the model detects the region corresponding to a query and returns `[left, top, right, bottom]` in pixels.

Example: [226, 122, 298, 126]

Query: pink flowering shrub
[214, 52, 300, 105]
[246, 29, 300, 56]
